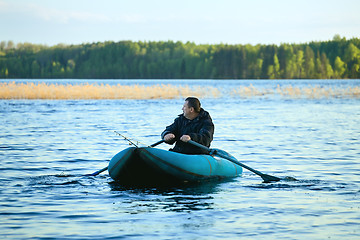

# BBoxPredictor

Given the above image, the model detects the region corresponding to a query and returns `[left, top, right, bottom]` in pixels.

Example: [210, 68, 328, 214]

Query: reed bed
[231, 84, 360, 99]
[276, 85, 360, 98]
[0, 82, 220, 100]
[1, 82, 359, 99]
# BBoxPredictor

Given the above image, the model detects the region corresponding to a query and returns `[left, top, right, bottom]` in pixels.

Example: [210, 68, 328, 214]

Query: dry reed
[231, 84, 360, 99]
[0, 82, 220, 100]
[1, 82, 359, 100]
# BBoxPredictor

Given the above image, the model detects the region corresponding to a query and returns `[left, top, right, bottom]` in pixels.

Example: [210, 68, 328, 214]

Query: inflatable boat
[108, 146, 243, 185]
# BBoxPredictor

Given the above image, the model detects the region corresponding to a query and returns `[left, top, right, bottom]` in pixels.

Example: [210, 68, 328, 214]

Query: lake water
[1, 79, 359, 239]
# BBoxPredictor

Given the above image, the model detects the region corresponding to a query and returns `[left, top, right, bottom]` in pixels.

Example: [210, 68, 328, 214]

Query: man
[161, 97, 214, 154]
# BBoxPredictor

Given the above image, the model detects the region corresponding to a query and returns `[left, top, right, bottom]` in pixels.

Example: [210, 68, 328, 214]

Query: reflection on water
[245, 179, 351, 192]
[109, 180, 225, 213]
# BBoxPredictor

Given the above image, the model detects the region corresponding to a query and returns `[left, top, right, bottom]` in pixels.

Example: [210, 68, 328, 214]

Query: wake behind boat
[108, 146, 243, 185]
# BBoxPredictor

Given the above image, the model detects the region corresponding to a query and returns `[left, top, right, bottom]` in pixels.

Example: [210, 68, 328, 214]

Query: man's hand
[180, 135, 191, 142]
[164, 133, 175, 142]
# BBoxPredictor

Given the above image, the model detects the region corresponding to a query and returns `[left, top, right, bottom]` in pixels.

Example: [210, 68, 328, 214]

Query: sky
[1, 0, 360, 46]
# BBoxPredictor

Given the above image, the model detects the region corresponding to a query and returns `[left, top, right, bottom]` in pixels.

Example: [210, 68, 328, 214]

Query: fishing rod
[111, 130, 146, 148]
[86, 132, 164, 177]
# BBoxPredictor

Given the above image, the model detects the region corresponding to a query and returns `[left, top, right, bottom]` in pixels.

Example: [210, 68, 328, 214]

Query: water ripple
[1, 80, 359, 240]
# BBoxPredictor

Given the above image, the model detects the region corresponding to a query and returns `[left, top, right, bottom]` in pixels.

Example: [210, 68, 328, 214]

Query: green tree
[31, 60, 41, 77]
[334, 56, 347, 78]
[268, 54, 280, 79]
[304, 46, 315, 78]
[254, 58, 263, 79]
[1, 37, 360, 79]
[0, 41, 6, 50]
[296, 50, 305, 78]
[344, 43, 360, 78]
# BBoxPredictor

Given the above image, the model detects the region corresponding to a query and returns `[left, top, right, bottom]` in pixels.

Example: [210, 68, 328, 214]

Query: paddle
[187, 140, 281, 183]
[86, 139, 165, 177]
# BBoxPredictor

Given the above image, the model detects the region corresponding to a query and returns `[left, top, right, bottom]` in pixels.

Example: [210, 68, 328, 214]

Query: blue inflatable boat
[108, 147, 243, 185]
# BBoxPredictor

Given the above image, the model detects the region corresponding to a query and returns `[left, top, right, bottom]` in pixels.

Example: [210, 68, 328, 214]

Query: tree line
[0, 35, 359, 79]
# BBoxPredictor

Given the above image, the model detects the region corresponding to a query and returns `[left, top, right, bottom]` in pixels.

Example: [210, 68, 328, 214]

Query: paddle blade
[261, 174, 281, 183]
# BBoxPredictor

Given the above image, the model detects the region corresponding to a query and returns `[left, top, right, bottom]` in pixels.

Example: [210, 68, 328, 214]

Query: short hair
[185, 97, 201, 113]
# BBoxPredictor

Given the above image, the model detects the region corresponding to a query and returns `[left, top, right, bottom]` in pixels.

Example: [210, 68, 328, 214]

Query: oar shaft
[85, 166, 108, 176]
[150, 139, 165, 147]
[211, 148, 263, 175]
[187, 140, 280, 182]
[188, 140, 258, 172]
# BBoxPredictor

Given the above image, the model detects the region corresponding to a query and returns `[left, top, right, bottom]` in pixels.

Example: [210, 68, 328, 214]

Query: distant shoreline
[1, 37, 359, 79]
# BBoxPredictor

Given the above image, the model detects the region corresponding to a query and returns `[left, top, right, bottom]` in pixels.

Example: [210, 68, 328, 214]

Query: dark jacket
[161, 108, 214, 154]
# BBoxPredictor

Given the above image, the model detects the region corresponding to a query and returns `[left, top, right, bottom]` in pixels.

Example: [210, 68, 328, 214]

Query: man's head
[183, 97, 201, 120]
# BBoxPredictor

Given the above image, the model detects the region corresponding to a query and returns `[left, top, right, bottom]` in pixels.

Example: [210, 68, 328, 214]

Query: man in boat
[162, 97, 214, 154]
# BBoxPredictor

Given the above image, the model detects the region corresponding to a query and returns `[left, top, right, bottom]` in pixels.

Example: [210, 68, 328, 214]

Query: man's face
[182, 101, 192, 119]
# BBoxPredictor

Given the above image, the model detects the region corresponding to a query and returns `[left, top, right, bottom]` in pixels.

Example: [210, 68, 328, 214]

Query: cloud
[0, 1, 111, 24]
[32, 4, 113, 24]
[116, 14, 148, 24]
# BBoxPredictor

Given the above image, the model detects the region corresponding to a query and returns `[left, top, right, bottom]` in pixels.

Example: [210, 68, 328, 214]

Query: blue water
[1, 80, 360, 239]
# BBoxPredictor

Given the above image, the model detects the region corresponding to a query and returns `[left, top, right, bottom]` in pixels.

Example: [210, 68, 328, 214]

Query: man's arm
[188, 119, 214, 147]
[161, 118, 179, 144]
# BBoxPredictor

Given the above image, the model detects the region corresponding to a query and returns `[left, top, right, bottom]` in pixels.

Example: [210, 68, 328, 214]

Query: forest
[0, 35, 359, 79]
